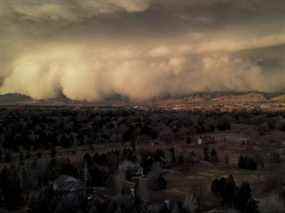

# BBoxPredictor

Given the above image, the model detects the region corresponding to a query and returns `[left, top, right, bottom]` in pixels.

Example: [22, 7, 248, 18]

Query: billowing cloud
[5, 0, 152, 23]
[0, 0, 284, 101]
[0, 41, 277, 101]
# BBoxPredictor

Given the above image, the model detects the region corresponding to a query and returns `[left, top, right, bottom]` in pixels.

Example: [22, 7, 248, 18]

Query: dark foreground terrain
[0, 104, 285, 213]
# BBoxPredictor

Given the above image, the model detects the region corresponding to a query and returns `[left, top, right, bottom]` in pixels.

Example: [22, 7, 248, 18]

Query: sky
[0, 0, 285, 101]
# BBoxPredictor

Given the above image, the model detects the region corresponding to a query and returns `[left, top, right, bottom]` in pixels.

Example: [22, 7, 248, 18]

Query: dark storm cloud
[0, 0, 285, 101]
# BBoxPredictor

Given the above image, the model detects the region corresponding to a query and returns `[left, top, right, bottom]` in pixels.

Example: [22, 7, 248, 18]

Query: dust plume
[0, 0, 284, 101]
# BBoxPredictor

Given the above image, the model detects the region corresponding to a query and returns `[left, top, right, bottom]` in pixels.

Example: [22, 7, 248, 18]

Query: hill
[272, 95, 285, 103]
[0, 93, 32, 104]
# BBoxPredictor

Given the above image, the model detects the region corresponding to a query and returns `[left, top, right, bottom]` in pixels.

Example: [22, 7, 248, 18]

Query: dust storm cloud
[0, 0, 285, 101]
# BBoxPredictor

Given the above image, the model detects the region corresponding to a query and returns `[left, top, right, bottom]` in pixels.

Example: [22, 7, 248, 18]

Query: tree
[235, 182, 252, 212]
[50, 147, 57, 158]
[0, 167, 24, 209]
[4, 151, 12, 163]
[245, 198, 259, 213]
[238, 156, 257, 170]
[224, 175, 237, 207]
[211, 148, 219, 163]
[212, 176, 259, 213]
[217, 115, 231, 131]
[211, 175, 236, 207]
[225, 154, 230, 165]
[203, 147, 209, 161]
[169, 147, 176, 163]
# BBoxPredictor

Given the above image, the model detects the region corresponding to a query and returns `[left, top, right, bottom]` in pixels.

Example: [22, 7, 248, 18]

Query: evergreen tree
[203, 147, 209, 161]
[235, 182, 252, 212]
[211, 148, 219, 163]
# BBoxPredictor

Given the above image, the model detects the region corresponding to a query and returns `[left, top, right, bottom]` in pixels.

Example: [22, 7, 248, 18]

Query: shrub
[238, 156, 257, 170]
[211, 175, 237, 207]
[211, 176, 259, 213]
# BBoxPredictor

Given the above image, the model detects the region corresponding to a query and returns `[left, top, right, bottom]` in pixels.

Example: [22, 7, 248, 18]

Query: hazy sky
[0, 0, 285, 101]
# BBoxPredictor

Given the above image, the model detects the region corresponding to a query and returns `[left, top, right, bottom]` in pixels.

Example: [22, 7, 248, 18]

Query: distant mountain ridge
[0, 92, 285, 105]
[272, 95, 285, 103]
[211, 93, 267, 103]
[0, 93, 32, 104]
